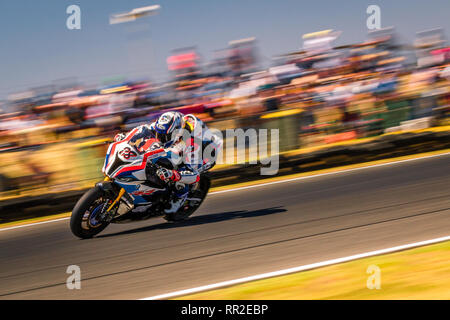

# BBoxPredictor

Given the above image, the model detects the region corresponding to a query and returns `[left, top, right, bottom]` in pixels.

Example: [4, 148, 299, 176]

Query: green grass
[178, 240, 450, 300]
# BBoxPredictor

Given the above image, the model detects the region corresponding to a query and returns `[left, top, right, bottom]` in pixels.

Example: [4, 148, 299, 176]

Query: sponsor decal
[132, 189, 156, 196]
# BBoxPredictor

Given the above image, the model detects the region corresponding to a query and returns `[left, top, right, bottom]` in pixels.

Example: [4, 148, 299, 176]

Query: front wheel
[70, 187, 112, 239]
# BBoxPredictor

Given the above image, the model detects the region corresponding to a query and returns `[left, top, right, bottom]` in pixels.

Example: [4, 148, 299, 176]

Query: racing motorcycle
[70, 129, 211, 239]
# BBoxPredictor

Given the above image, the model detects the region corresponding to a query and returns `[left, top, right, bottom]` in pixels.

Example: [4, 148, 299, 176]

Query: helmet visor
[156, 131, 170, 144]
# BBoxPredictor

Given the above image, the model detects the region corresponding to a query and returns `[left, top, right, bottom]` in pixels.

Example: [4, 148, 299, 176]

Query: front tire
[70, 187, 111, 239]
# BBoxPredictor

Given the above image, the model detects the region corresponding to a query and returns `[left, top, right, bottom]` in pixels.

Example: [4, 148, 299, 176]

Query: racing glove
[156, 168, 181, 182]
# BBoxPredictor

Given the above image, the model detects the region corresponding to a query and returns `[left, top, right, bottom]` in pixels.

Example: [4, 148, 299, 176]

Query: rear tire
[70, 187, 111, 239]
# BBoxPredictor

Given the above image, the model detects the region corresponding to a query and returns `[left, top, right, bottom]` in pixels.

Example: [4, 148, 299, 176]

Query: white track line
[0, 217, 70, 231]
[1, 151, 449, 232]
[141, 235, 450, 300]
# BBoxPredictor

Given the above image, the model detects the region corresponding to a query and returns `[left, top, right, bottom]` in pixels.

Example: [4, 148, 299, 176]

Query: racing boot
[164, 182, 189, 214]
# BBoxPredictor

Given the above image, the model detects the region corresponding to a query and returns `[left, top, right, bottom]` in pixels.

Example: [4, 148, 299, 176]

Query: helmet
[154, 111, 184, 145]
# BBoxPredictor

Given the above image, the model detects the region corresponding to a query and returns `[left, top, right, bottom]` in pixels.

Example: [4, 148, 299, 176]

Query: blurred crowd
[1, 28, 450, 193]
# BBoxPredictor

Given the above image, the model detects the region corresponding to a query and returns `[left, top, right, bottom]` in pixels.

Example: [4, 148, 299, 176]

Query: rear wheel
[163, 174, 211, 222]
[70, 187, 112, 239]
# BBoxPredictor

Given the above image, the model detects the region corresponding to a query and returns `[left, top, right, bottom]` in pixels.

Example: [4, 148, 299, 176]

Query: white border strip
[1, 151, 449, 232]
[141, 235, 450, 300]
[0, 217, 70, 231]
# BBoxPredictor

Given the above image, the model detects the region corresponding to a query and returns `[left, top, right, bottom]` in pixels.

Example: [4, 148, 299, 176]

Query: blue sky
[1, 0, 450, 99]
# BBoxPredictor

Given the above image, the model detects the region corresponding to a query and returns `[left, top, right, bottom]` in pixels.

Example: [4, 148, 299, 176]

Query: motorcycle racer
[114, 111, 222, 214]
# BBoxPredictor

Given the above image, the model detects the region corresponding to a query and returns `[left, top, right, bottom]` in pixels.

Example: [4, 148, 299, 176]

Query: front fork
[96, 177, 129, 221]
[107, 188, 125, 212]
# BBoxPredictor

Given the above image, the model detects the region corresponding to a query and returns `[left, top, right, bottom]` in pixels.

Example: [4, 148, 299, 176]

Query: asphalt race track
[1, 154, 449, 299]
